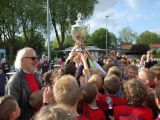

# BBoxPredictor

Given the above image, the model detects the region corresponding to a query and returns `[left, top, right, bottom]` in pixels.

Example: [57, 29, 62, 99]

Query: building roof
[63, 46, 106, 52]
[121, 43, 133, 50]
[150, 44, 160, 49]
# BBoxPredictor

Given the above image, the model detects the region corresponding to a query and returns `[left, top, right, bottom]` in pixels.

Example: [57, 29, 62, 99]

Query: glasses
[23, 57, 38, 61]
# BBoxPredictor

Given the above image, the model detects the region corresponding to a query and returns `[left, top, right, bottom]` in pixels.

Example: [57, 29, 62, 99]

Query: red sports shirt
[114, 105, 153, 120]
[82, 103, 106, 120]
[77, 115, 89, 120]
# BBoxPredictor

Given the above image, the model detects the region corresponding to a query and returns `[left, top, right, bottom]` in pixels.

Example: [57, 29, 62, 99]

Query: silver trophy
[71, 13, 90, 51]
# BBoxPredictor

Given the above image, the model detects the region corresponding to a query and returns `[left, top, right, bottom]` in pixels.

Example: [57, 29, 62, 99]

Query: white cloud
[87, 8, 127, 33]
[85, 0, 143, 36]
[87, 7, 142, 36]
[125, 0, 149, 9]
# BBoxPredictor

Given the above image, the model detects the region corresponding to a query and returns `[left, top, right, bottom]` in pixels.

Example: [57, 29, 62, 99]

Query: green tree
[118, 27, 138, 44]
[0, 0, 19, 60]
[51, 40, 59, 49]
[20, 31, 46, 56]
[50, 0, 98, 50]
[17, 0, 46, 45]
[86, 28, 117, 49]
[108, 32, 117, 48]
[137, 31, 160, 45]
[0, 0, 46, 61]
[64, 34, 74, 48]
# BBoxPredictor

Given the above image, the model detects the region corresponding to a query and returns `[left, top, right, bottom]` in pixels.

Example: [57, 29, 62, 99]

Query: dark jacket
[0, 74, 6, 96]
[5, 69, 41, 120]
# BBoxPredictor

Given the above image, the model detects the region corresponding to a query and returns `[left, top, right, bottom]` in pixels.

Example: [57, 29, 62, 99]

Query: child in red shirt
[81, 82, 105, 120]
[114, 79, 153, 120]
[103, 74, 127, 119]
[88, 74, 109, 113]
[103, 74, 127, 106]
[53, 75, 88, 120]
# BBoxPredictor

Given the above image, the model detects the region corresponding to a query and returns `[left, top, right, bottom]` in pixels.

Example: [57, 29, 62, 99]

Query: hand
[80, 52, 88, 62]
[43, 86, 52, 104]
[72, 44, 79, 52]
[85, 50, 95, 60]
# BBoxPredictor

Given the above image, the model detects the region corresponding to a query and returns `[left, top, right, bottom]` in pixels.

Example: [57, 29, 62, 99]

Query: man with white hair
[5, 47, 41, 120]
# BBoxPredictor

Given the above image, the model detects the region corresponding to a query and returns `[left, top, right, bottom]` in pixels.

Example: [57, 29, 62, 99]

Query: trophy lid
[72, 13, 84, 27]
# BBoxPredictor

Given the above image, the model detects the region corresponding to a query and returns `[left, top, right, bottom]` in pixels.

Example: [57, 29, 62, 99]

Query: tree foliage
[137, 31, 160, 45]
[0, 0, 46, 61]
[64, 38, 74, 48]
[49, 0, 98, 49]
[86, 28, 117, 49]
[17, 0, 47, 45]
[118, 27, 138, 44]
[0, 0, 19, 60]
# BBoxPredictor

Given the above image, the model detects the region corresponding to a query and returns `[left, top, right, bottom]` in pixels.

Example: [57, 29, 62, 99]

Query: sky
[51, 0, 160, 39]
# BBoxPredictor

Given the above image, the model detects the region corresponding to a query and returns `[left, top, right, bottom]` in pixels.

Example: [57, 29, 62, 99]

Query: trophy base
[75, 48, 83, 52]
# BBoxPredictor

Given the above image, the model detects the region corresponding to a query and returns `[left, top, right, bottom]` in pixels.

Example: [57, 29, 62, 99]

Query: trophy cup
[71, 13, 89, 52]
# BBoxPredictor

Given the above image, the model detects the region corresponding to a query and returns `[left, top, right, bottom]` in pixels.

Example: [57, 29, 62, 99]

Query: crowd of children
[1, 45, 160, 120]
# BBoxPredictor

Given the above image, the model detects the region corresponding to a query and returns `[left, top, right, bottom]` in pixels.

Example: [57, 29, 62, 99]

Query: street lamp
[106, 16, 109, 55]
[47, 0, 51, 59]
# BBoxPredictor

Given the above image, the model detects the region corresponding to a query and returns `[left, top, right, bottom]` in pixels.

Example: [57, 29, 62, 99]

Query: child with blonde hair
[151, 65, 160, 84]
[107, 66, 122, 78]
[125, 64, 138, 80]
[53, 75, 88, 120]
[33, 105, 75, 120]
[88, 74, 103, 92]
[119, 59, 128, 79]
[138, 68, 156, 89]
